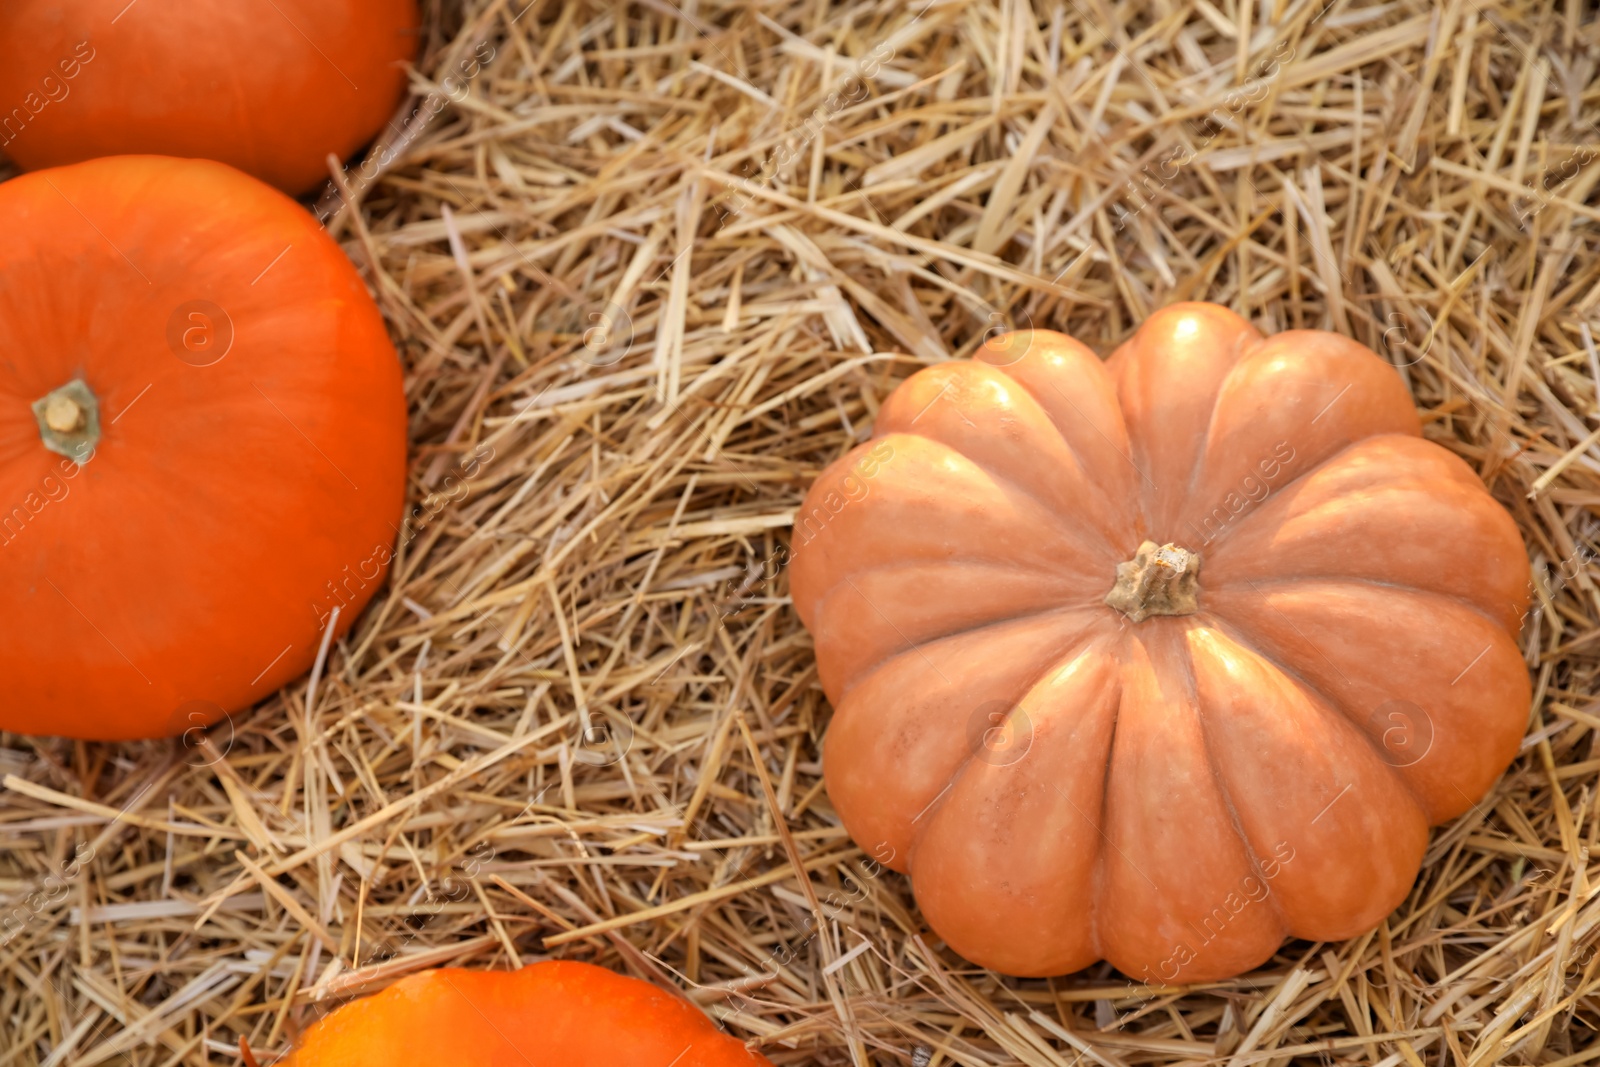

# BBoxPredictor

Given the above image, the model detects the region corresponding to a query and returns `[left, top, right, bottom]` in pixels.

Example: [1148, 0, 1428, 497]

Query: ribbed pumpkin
[790, 302, 1530, 982]
[0, 0, 418, 195]
[0, 156, 407, 740]
[279, 962, 772, 1067]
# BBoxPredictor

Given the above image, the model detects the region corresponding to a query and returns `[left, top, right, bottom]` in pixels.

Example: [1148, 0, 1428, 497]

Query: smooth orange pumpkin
[279, 962, 773, 1067]
[790, 302, 1530, 982]
[0, 155, 407, 740]
[0, 0, 418, 195]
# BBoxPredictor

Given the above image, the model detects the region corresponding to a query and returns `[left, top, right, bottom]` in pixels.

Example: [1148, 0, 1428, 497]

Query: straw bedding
[4, 0, 1600, 1062]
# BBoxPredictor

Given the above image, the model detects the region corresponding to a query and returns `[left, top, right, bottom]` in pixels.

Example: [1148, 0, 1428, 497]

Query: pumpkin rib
[800, 539, 1101, 594]
[903, 666, 1054, 840]
[810, 553, 1074, 582]
[1186, 433, 1472, 560]
[1180, 619, 1294, 937]
[809, 554, 1105, 617]
[1086, 658, 1124, 962]
[1097, 625, 1288, 980]
[1183, 626, 1293, 927]
[1179, 431, 1372, 553]
[824, 608, 1114, 867]
[887, 426, 1124, 560]
[889, 614, 1113, 771]
[1212, 573, 1513, 639]
[908, 633, 1120, 979]
[1199, 608, 1433, 816]
[795, 438, 1117, 689]
[998, 372, 1132, 541]
[872, 360, 1129, 538]
[1203, 435, 1529, 630]
[824, 596, 1107, 703]
[922, 438, 1126, 569]
[1183, 331, 1421, 533]
[1201, 590, 1510, 823]
[1264, 585, 1526, 824]
[972, 330, 1140, 527]
[790, 433, 1107, 601]
[967, 362, 1134, 544]
[1182, 330, 1267, 500]
[1106, 303, 1262, 533]
[1183, 623, 1430, 942]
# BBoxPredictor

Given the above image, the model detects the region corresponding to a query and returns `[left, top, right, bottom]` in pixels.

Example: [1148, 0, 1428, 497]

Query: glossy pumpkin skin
[285, 962, 773, 1067]
[0, 156, 407, 740]
[0, 0, 418, 195]
[791, 303, 1530, 982]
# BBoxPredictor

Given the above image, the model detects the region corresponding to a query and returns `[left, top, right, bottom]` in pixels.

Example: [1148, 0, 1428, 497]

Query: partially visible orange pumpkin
[0, 0, 418, 195]
[279, 962, 772, 1067]
[0, 155, 407, 740]
[790, 302, 1530, 982]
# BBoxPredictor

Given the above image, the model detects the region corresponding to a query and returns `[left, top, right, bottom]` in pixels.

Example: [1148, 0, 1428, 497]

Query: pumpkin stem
[32, 379, 100, 465]
[1105, 540, 1201, 622]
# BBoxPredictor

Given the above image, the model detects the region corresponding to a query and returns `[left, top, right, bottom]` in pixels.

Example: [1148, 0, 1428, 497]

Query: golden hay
[5, 0, 1600, 1063]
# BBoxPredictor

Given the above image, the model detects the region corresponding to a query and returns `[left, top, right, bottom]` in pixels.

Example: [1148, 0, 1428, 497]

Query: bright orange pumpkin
[0, 0, 418, 195]
[790, 302, 1530, 982]
[0, 155, 407, 740]
[279, 962, 773, 1067]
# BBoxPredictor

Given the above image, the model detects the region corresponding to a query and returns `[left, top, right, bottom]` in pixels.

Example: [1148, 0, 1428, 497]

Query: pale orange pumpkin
[790, 302, 1530, 982]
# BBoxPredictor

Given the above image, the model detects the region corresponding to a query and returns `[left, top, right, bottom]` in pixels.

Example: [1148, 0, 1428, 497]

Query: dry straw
[4, 0, 1600, 1062]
